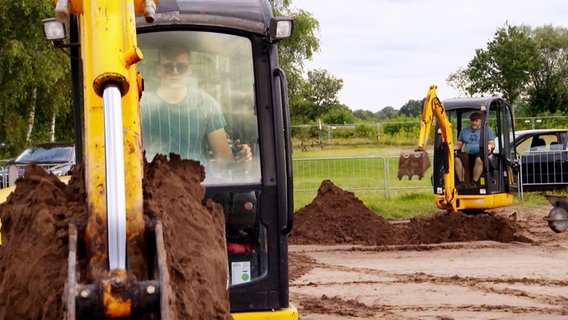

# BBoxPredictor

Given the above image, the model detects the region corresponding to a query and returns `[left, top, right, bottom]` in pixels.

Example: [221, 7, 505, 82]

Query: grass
[293, 143, 413, 159]
[358, 190, 435, 219]
[515, 187, 567, 210]
[292, 144, 554, 220]
[294, 188, 436, 220]
[292, 145, 438, 219]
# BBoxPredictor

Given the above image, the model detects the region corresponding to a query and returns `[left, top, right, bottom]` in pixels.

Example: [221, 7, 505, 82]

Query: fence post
[384, 157, 390, 198]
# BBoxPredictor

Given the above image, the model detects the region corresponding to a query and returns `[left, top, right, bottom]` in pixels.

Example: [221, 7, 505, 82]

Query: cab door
[486, 99, 517, 194]
[137, 29, 293, 314]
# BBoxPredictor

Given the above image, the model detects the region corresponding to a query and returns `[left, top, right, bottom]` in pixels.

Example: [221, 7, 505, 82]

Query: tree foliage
[288, 68, 345, 123]
[398, 100, 422, 118]
[0, 1, 72, 158]
[353, 109, 380, 122]
[304, 69, 343, 120]
[525, 25, 568, 115]
[272, 1, 320, 108]
[322, 104, 353, 124]
[0, 1, 323, 158]
[272, 1, 350, 126]
[376, 106, 398, 120]
[448, 23, 568, 115]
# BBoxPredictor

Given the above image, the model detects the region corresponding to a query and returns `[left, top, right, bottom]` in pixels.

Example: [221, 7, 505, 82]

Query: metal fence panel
[292, 156, 433, 198]
[518, 150, 568, 189]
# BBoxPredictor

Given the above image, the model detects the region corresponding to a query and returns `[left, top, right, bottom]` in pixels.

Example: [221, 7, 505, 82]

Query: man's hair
[158, 45, 190, 61]
[469, 112, 482, 120]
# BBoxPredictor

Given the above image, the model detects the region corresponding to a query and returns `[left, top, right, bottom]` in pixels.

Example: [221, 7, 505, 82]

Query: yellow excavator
[398, 85, 518, 212]
[6, 0, 297, 318]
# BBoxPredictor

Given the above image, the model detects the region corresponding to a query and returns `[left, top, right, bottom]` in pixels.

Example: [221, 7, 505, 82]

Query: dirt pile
[0, 154, 231, 319]
[0, 165, 86, 319]
[290, 180, 528, 245]
[290, 180, 403, 245]
[143, 154, 231, 319]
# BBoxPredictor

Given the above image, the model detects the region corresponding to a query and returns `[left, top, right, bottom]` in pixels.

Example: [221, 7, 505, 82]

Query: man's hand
[233, 139, 252, 163]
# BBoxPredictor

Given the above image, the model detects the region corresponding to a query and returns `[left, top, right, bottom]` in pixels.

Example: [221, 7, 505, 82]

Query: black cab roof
[442, 97, 506, 112]
[137, 0, 273, 35]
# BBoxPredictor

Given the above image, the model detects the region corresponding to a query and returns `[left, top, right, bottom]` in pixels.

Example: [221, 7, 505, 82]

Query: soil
[0, 154, 231, 320]
[1, 163, 567, 319]
[289, 180, 568, 319]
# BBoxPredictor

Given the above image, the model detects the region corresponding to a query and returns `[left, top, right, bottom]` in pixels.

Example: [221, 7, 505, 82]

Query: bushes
[291, 120, 425, 146]
[291, 115, 568, 147]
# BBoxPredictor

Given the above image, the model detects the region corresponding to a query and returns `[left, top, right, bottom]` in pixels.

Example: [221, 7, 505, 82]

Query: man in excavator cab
[140, 44, 252, 170]
[454, 112, 496, 188]
[140, 42, 260, 263]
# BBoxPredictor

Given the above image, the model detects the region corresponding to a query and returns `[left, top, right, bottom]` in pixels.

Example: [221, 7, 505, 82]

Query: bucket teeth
[398, 151, 431, 180]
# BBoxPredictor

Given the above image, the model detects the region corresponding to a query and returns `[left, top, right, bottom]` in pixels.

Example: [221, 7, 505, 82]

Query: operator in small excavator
[454, 112, 495, 188]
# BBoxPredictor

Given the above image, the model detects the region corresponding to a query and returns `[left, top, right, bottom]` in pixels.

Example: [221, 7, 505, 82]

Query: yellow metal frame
[71, 0, 146, 282]
[415, 85, 458, 211]
[435, 193, 514, 211]
[231, 307, 298, 320]
[58, 0, 148, 317]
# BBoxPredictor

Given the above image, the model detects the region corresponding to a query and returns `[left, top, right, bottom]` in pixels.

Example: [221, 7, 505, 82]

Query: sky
[296, 0, 568, 113]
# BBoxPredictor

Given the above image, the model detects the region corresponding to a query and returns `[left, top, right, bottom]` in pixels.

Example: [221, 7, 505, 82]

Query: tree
[448, 23, 568, 115]
[0, 1, 72, 158]
[271, 1, 321, 112]
[289, 68, 344, 123]
[376, 106, 398, 120]
[466, 24, 536, 105]
[525, 25, 568, 115]
[322, 104, 354, 124]
[446, 67, 471, 97]
[398, 100, 422, 118]
[353, 109, 379, 121]
[304, 69, 343, 119]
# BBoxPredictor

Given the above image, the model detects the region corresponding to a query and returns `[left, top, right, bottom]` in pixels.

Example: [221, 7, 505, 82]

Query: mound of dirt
[0, 165, 86, 319]
[0, 154, 231, 319]
[290, 180, 403, 245]
[290, 180, 528, 246]
[143, 154, 231, 319]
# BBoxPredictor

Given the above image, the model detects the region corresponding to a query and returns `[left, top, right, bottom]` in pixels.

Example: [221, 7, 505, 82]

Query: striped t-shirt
[140, 89, 227, 164]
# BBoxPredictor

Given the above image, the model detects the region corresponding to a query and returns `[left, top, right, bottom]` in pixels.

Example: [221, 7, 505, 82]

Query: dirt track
[289, 193, 568, 319]
[1, 164, 567, 319]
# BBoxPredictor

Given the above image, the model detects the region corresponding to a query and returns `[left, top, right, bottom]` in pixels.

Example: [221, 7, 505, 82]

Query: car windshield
[15, 145, 73, 163]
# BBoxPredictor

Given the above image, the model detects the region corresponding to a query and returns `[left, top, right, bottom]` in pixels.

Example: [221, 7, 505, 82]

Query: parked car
[513, 129, 568, 190]
[1, 142, 75, 188]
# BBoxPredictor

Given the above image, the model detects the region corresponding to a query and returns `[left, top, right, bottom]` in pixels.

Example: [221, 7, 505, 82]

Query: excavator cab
[432, 97, 518, 211]
[136, 4, 295, 316]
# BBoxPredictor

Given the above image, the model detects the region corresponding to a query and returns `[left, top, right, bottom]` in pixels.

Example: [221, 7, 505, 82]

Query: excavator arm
[398, 85, 458, 211]
[49, 0, 168, 318]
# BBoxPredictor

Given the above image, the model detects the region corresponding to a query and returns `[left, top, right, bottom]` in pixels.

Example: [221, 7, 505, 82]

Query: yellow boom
[398, 85, 458, 211]
[53, 0, 163, 317]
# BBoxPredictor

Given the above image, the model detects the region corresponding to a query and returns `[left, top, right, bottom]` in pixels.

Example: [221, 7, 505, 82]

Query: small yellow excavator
[398, 85, 518, 212]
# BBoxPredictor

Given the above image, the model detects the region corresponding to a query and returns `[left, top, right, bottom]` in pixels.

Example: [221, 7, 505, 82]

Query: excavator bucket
[65, 220, 170, 319]
[397, 150, 431, 180]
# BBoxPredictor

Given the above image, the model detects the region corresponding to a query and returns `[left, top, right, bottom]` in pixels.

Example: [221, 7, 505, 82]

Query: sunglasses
[161, 62, 189, 74]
